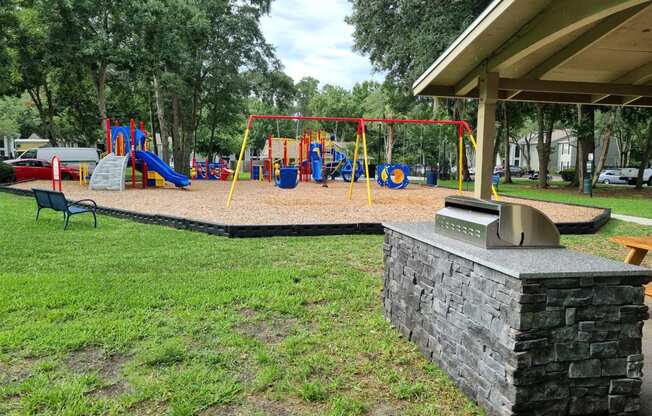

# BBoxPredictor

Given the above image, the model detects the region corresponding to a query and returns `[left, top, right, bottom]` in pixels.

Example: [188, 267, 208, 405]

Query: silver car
[598, 169, 628, 185]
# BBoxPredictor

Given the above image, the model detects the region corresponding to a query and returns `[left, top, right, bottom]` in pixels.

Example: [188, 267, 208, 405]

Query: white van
[18, 147, 100, 170]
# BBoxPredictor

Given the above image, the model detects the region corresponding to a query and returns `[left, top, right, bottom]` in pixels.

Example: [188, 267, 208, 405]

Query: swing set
[226, 115, 499, 208]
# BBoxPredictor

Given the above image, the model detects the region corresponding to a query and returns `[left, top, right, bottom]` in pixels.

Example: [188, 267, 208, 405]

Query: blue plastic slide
[135, 150, 190, 187]
[311, 159, 323, 182]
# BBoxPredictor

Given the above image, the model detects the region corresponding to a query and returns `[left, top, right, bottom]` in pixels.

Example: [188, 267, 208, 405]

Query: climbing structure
[89, 153, 129, 191]
[91, 118, 190, 191]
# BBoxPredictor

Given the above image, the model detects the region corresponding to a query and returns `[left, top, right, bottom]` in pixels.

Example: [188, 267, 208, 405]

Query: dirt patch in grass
[202, 394, 303, 416]
[89, 379, 132, 398]
[129, 399, 168, 416]
[370, 402, 402, 416]
[238, 314, 297, 344]
[0, 358, 39, 385]
[239, 308, 258, 319]
[66, 346, 132, 397]
[66, 347, 129, 380]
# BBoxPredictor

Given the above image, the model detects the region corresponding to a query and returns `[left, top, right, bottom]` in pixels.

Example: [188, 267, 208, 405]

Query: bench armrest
[69, 199, 97, 209]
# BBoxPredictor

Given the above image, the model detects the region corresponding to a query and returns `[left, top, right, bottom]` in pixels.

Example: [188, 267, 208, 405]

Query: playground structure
[78, 162, 90, 186]
[191, 159, 232, 181]
[251, 131, 364, 186]
[227, 115, 499, 208]
[90, 118, 190, 191]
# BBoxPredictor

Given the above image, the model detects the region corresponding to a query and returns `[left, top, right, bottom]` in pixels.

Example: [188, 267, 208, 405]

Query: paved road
[641, 298, 652, 415]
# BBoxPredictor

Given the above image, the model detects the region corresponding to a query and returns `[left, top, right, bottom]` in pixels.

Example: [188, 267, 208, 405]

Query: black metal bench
[32, 188, 97, 230]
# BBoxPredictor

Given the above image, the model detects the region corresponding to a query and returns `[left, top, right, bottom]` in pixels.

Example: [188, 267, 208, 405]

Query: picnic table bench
[609, 236, 652, 296]
[33, 188, 97, 230]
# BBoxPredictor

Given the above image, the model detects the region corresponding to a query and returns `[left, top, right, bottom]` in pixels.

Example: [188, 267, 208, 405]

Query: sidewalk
[612, 214, 652, 226]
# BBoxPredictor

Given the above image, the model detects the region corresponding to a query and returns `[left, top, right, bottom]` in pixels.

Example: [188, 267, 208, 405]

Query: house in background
[1, 136, 17, 159]
[14, 133, 50, 156]
[507, 129, 621, 173]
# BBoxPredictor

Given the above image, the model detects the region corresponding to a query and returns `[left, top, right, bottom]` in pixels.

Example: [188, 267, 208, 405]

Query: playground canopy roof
[412, 0, 652, 107]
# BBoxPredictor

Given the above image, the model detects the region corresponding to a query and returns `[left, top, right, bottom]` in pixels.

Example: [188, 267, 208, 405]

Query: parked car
[527, 171, 552, 181]
[5, 159, 80, 181]
[597, 169, 628, 185]
[619, 167, 652, 186]
[494, 165, 523, 177]
[16, 147, 99, 172]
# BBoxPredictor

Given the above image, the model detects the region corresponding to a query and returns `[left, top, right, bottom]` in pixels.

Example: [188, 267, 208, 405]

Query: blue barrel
[251, 165, 260, 180]
[427, 171, 438, 186]
[277, 167, 299, 189]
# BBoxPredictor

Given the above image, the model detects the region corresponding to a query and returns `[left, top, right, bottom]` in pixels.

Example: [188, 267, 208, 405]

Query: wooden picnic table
[609, 236, 652, 297]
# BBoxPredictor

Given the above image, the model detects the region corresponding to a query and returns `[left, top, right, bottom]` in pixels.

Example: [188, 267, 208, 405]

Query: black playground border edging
[0, 185, 609, 238]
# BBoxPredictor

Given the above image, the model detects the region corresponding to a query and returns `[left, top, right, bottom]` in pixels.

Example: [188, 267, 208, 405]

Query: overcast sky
[260, 0, 384, 89]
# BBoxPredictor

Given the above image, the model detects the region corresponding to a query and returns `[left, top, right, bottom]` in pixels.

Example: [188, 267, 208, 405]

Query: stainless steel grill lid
[435, 196, 560, 249]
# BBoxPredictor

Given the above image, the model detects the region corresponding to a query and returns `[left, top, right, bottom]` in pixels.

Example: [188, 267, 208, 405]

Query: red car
[5, 159, 80, 181]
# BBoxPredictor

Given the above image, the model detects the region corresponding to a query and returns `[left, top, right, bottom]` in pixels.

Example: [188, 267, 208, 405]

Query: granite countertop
[384, 222, 652, 280]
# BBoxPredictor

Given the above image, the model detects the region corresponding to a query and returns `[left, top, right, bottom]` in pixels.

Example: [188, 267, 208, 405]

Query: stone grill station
[382, 197, 652, 416]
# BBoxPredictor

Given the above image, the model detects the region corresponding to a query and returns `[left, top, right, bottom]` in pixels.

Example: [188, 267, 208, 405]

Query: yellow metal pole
[458, 126, 463, 194]
[226, 118, 253, 208]
[360, 120, 372, 206]
[347, 125, 361, 200]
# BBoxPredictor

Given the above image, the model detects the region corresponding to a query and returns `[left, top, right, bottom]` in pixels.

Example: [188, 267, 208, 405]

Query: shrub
[0, 161, 15, 183]
[559, 168, 576, 182]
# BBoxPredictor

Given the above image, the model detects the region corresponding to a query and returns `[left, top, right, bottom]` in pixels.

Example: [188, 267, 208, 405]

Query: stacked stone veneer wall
[382, 229, 650, 416]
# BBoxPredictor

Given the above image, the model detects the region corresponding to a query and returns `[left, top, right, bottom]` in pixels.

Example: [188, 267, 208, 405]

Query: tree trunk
[385, 123, 395, 163]
[92, 64, 108, 146]
[503, 104, 512, 183]
[536, 105, 548, 188]
[522, 137, 532, 172]
[153, 74, 170, 164]
[592, 111, 615, 187]
[576, 105, 595, 191]
[27, 88, 51, 146]
[171, 92, 183, 172]
[43, 81, 57, 145]
[536, 105, 556, 188]
[635, 121, 652, 189]
[571, 142, 580, 187]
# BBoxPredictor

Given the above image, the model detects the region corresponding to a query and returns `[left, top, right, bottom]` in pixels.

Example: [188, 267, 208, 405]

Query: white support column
[474, 72, 499, 200]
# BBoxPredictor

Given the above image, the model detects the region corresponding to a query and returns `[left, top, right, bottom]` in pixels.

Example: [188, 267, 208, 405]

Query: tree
[0, 94, 39, 145]
[592, 109, 616, 187]
[295, 77, 319, 116]
[347, 0, 491, 87]
[0, 0, 17, 95]
[133, 0, 276, 174]
[361, 81, 415, 163]
[6, 4, 61, 144]
[635, 118, 652, 189]
[497, 102, 527, 183]
[44, 0, 142, 141]
[536, 104, 561, 188]
[575, 105, 595, 191]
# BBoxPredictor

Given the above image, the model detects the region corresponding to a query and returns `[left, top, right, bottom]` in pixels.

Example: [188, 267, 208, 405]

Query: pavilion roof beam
[453, 0, 650, 96]
[592, 60, 652, 102]
[497, 78, 652, 97]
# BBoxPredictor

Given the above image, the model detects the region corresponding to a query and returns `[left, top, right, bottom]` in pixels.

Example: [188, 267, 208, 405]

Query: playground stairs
[90, 153, 128, 191]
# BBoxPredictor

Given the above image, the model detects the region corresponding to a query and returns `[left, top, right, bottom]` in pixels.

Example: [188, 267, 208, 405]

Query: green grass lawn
[435, 178, 652, 219]
[0, 193, 480, 416]
[1, 193, 650, 416]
